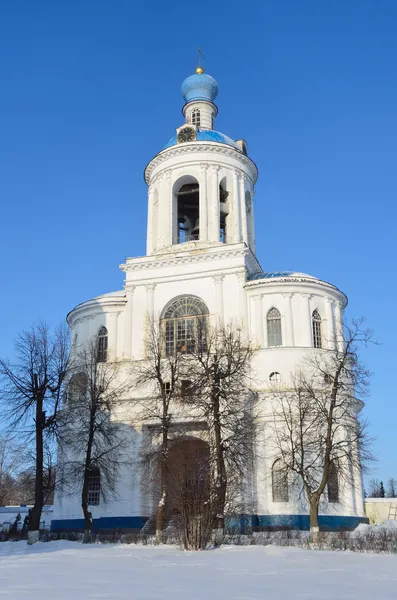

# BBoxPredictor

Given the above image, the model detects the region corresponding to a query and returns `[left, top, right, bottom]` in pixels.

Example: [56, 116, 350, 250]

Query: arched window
[97, 326, 108, 362]
[312, 310, 322, 348]
[272, 459, 288, 502]
[327, 461, 339, 503]
[87, 466, 100, 505]
[192, 108, 200, 127]
[162, 296, 209, 357]
[267, 308, 282, 347]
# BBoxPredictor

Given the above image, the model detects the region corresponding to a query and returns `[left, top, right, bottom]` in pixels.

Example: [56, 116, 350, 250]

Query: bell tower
[144, 67, 258, 257]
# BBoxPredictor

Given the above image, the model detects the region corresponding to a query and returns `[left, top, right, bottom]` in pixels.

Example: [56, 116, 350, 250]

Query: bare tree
[0, 435, 27, 505]
[270, 320, 373, 535]
[187, 323, 255, 538]
[368, 478, 381, 498]
[134, 317, 186, 541]
[0, 323, 69, 542]
[386, 478, 397, 498]
[165, 438, 213, 550]
[59, 340, 129, 540]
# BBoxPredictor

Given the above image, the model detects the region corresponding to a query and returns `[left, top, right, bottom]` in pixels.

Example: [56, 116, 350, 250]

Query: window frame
[312, 310, 322, 349]
[97, 326, 108, 362]
[192, 108, 201, 127]
[267, 307, 282, 347]
[327, 461, 339, 503]
[162, 296, 209, 357]
[87, 468, 101, 506]
[272, 459, 289, 502]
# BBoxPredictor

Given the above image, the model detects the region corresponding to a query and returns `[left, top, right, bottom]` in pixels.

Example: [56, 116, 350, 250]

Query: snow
[0, 541, 397, 599]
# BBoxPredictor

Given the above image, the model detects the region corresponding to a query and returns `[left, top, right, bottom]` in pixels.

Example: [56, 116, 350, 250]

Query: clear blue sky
[0, 1, 396, 486]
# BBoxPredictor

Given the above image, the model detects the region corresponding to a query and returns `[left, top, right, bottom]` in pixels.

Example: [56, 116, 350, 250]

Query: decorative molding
[213, 274, 225, 284]
[145, 283, 156, 293]
[144, 143, 258, 185]
[236, 271, 247, 284]
[121, 247, 249, 272]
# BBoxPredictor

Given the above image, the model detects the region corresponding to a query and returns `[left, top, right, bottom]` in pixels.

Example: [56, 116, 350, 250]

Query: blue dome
[181, 73, 218, 103]
[163, 130, 240, 150]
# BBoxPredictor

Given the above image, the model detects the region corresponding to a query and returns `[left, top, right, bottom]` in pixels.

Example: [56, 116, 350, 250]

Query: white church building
[53, 66, 366, 532]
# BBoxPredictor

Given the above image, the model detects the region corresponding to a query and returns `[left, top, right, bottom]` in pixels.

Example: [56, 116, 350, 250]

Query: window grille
[267, 308, 282, 347]
[88, 468, 100, 505]
[97, 326, 108, 362]
[272, 459, 288, 502]
[312, 310, 322, 349]
[192, 109, 200, 127]
[162, 296, 209, 357]
[327, 461, 339, 503]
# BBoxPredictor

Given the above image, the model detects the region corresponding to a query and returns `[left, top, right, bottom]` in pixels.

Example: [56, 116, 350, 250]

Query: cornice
[121, 247, 248, 272]
[246, 276, 347, 305]
[144, 142, 258, 185]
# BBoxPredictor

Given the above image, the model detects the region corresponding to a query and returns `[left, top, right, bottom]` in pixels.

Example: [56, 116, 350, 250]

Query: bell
[191, 218, 200, 239]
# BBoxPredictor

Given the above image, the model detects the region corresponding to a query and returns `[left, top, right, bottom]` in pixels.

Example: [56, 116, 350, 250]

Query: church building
[53, 66, 366, 532]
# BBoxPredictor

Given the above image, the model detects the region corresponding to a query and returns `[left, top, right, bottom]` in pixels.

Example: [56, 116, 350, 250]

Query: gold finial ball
[195, 66, 204, 74]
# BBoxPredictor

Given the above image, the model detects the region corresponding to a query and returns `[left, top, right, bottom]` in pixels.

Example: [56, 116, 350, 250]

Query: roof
[164, 129, 241, 150]
[248, 271, 317, 281]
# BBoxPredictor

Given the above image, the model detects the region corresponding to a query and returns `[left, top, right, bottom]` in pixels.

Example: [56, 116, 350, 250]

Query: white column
[247, 188, 256, 254]
[145, 284, 156, 321]
[164, 170, 172, 247]
[239, 174, 248, 245]
[237, 271, 248, 327]
[199, 164, 208, 242]
[146, 185, 154, 255]
[324, 297, 336, 350]
[116, 311, 124, 358]
[109, 312, 118, 359]
[334, 301, 344, 352]
[252, 295, 263, 346]
[124, 286, 135, 358]
[208, 165, 220, 242]
[283, 293, 295, 346]
[232, 169, 241, 243]
[301, 293, 313, 347]
[213, 275, 224, 322]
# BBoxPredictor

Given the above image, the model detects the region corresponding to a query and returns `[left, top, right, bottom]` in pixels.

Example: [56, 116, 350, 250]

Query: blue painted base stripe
[51, 516, 148, 532]
[256, 514, 367, 531]
[51, 514, 368, 532]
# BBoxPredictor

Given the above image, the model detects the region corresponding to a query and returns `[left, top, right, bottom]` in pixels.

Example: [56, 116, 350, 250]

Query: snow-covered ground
[0, 541, 396, 599]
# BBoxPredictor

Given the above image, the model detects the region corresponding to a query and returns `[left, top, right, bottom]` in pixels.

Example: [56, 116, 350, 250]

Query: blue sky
[0, 1, 396, 486]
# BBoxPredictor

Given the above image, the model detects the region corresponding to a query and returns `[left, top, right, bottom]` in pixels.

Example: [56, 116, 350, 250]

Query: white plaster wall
[61, 261, 363, 523]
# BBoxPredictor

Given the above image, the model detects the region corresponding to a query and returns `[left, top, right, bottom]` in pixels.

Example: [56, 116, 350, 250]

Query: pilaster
[199, 164, 208, 242]
[239, 174, 248, 245]
[324, 297, 336, 350]
[283, 292, 295, 347]
[213, 275, 224, 322]
[208, 165, 220, 242]
[232, 169, 242, 244]
[334, 301, 344, 352]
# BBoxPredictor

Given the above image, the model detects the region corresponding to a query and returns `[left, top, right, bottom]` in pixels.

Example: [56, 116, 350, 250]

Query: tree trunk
[213, 389, 227, 536]
[156, 418, 168, 541]
[81, 410, 95, 541]
[28, 386, 44, 541]
[81, 472, 93, 541]
[309, 495, 320, 539]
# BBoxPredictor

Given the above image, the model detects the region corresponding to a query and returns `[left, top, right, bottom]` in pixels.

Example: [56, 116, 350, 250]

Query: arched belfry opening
[174, 177, 200, 244]
[219, 177, 230, 243]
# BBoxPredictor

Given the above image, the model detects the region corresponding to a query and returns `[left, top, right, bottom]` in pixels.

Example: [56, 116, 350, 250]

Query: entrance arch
[165, 437, 210, 521]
